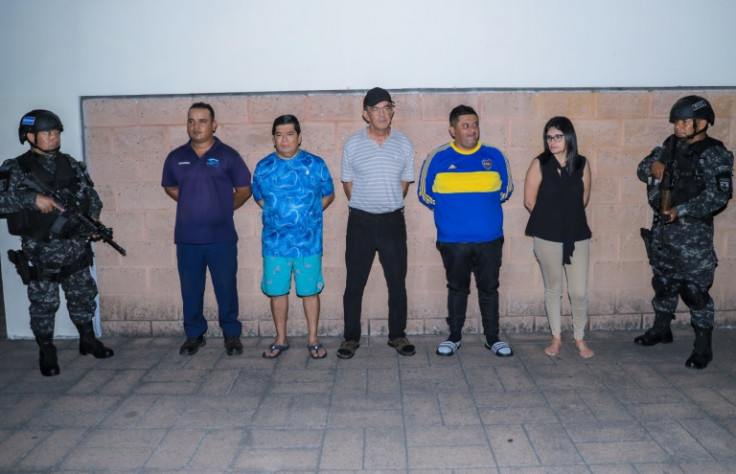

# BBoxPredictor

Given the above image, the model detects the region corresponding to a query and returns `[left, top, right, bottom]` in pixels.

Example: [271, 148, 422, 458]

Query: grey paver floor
[1, 328, 735, 473]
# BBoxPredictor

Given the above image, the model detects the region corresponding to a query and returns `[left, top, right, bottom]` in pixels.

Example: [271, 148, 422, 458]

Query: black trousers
[436, 238, 504, 342]
[343, 207, 408, 341]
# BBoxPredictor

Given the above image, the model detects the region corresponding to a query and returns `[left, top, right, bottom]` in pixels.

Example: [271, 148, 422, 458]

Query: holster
[7, 249, 32, 285]
[7, 245, 93, 285]
[640, 227, 653, 264]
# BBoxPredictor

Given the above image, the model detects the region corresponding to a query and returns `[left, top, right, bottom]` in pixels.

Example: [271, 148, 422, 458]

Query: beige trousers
[533, 237, 590, 340]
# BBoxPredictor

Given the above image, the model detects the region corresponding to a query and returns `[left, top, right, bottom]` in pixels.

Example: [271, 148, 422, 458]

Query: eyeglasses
[368, 105, 393, 115]
[545, 134, 564, 143]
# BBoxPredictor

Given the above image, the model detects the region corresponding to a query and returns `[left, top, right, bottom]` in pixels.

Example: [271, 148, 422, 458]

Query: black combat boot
[685, 326, 713, 370]
[75, 322, 114, 358]
[634, 312, 674, 346]
[34, 333, 60, 377]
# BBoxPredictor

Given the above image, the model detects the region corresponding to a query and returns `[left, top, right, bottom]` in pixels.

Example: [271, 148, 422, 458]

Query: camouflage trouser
[649, 221, 716, 328]
[22, 237, 97, 336]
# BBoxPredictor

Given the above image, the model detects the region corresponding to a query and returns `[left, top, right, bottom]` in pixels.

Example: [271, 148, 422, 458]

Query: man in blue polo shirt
[162, 102, 252, 356]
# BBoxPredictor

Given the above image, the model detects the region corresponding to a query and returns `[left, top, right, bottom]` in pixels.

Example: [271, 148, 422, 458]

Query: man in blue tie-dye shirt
[252, 115, 335, 360]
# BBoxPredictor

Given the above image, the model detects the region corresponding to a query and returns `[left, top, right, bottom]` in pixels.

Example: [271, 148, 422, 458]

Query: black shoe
[633, 328, 673, 346]
[75, 322, 114, 358]
[685, 327, 713, 370]
[179, 335, 206, 355]
[685, 351, 712, 370]
[34, 334, 60, 377]
[224, 336, 243, 356]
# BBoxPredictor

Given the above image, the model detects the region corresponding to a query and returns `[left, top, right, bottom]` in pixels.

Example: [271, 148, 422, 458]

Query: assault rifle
[20, 173, 127, 256]
[641, 144, 672, 258]
[657, 161, 675, 248]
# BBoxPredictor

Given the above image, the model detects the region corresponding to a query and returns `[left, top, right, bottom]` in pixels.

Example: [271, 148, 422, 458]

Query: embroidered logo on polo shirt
[178, 161, 190, 165]
[482, 159, 492, 170]
[206, 158, 220, 167]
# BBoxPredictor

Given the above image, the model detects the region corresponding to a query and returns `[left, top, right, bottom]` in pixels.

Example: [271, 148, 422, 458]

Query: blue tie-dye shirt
[252, 150, 334, 257]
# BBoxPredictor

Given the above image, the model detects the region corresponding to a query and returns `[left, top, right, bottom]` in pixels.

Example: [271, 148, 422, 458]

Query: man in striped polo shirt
[337, 87, 416, 359]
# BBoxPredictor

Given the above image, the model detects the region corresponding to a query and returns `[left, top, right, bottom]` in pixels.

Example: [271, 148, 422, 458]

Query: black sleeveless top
[525, 155, 592, 264]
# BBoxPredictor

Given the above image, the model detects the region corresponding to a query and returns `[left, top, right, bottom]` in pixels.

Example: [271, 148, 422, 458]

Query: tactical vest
[6, 151, 92, 240]
[658, 136, 721, 208]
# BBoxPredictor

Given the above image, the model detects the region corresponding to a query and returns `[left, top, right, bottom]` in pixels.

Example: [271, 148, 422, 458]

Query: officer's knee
[679, 281, 709, 310]
[652, 275, 677, 299]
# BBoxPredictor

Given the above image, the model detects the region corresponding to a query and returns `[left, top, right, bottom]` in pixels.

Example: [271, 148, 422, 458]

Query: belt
[673, 216, 711, 226]
[348, 207, 404, 217]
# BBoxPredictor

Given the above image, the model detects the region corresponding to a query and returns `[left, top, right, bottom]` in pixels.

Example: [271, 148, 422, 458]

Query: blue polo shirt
[161, 137, 251, 244]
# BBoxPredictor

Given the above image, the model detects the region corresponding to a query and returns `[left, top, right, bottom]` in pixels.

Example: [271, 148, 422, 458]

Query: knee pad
[679, 281, 709, 310]
[652, 275, 677, 299]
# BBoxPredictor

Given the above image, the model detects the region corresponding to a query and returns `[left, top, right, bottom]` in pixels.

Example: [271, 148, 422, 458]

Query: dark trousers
[436, 238, 504, 342]
[176, 241, 241, 339]
[28, 268, 97, 336]
[343, 207, 408, 341]
[23, 237, 97, 336]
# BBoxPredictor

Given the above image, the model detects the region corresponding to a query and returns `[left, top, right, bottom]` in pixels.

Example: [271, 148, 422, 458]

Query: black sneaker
[224, 336, 243, 356]
[179, 335, 206, 355]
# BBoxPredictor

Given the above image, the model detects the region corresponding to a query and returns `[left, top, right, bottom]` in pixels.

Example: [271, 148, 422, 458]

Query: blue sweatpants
[176, 241, 241, 338]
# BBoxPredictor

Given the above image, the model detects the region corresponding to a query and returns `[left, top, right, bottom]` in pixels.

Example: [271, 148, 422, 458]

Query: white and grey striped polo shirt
[341, 128, 414, 214]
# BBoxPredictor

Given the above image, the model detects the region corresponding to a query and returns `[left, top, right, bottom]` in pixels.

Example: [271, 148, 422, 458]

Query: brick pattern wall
[83, 90, 736, 337]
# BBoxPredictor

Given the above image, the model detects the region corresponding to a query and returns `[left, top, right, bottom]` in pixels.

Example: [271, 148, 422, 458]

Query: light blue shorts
[261, 254, 324, 297]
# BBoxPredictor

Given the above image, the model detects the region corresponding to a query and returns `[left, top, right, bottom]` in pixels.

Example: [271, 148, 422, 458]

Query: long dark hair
[539, 116, 583, 175]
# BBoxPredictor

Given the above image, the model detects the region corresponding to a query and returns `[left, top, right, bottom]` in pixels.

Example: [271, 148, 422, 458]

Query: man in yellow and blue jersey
[418, 105, 514, 357]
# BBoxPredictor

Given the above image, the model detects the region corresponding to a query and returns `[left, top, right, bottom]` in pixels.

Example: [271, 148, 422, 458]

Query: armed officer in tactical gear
[636, 96, 733, 369]
[0, 109, 114, 377]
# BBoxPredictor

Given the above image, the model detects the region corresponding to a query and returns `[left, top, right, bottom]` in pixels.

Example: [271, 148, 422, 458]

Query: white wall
[1, 0, 734, 337]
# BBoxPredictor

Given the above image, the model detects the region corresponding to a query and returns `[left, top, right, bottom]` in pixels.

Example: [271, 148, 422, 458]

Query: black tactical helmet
[18, 109, 64, 144]
[669, 96, 715, 125]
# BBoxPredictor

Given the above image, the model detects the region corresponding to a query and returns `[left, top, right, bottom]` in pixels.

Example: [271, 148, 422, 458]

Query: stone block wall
[82, 90, 736, 337]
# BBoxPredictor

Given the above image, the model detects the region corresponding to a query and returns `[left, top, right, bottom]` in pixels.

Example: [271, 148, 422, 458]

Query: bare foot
[575, 339, 595, 359]
[544, 337, 562, 356]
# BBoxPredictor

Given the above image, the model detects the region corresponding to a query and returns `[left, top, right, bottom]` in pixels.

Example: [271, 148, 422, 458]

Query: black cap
[363, 87, 393, 108]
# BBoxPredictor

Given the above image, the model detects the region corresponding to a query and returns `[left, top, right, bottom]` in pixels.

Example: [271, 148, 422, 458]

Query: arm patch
[715, 166, 732, 198]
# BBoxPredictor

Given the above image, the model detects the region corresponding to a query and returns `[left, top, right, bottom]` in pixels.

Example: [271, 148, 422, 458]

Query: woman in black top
[524, 117, 594, 358]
